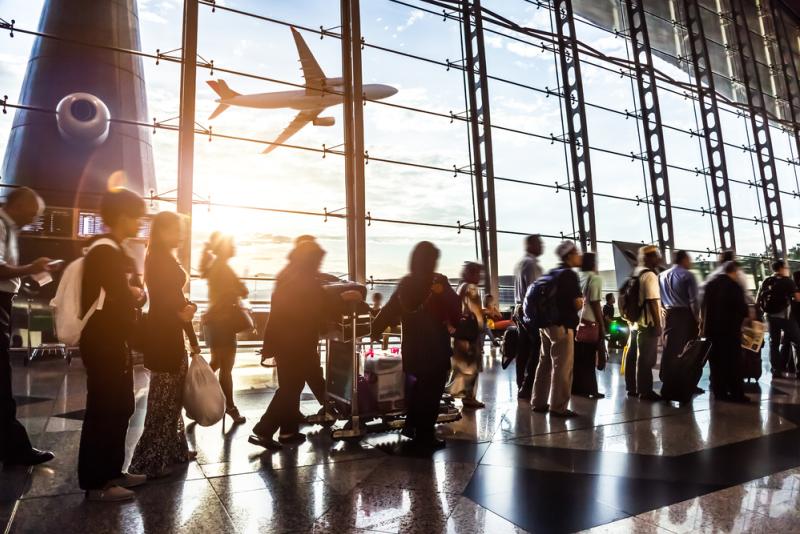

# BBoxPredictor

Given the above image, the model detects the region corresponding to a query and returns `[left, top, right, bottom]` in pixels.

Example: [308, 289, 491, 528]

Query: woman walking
[250, 240, 360, 450]
[200, 232, 248, 425]
[129, 212, 199, 478]
[572, 252, 606, 398]
[448, 262, 486, 409]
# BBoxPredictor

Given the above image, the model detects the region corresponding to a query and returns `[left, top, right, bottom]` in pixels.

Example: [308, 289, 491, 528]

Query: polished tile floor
[3, 346, 800, 533]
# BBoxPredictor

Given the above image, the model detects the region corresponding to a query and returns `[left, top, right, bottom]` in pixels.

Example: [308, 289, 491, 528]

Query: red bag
[576, 319, 600, 344]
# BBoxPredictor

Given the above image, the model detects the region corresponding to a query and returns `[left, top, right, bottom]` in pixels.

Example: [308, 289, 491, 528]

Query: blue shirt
[659, 265, 699, 315]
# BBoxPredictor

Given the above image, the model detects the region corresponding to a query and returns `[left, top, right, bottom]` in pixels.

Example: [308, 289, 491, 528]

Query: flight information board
[21, 208, 75, 238]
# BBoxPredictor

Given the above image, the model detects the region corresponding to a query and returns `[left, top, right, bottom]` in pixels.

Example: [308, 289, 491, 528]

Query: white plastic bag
[183, 354, 226, 426]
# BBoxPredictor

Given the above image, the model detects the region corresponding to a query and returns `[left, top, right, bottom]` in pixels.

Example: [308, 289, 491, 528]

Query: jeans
[0, 292, 33, 462]
[768, 316, 800, 374]
[625, 327, 658, 395]
[532, 325, 574, 413]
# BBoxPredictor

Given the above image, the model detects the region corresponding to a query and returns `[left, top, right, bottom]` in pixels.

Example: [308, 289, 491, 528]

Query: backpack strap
[84, 238, 122, 311]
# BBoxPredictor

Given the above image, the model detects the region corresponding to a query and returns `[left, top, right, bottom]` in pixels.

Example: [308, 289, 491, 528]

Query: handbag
[203, 303, 254, 334]
[576, 319, 600, 344]
[183, 354, 226, 426]
[453, 312, 480, 341]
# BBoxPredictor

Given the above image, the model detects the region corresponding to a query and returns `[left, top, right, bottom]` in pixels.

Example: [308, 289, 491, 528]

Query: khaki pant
[532, 325, 574, 413]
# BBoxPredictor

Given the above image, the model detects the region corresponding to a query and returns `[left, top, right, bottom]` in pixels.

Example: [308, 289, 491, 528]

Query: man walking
[703, 261, 749, 402]
[0, 187, 58, 466]
[659, 250, 700, 398]
[756, 260, 800, 377]
[530, 241, 583, 417]
[513, 235, 543, 399]
[623, 245, 663, 401]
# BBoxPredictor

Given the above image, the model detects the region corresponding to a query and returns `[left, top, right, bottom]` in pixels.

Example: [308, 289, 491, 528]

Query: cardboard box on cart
[363, 349, 405, 412]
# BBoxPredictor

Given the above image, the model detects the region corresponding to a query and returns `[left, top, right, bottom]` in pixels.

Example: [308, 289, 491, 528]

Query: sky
[0, 0, 798, 289]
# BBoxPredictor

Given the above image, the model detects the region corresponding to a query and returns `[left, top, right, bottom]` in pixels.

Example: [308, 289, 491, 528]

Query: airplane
[207, 27, 398, 155]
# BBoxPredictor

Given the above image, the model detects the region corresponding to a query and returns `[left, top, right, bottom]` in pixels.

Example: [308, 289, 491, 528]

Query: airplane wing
[262, 108, 323, 155]
[291, 27, 326, 95]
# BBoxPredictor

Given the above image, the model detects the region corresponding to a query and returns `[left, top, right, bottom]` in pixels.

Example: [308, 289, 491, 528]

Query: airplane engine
[313, 117, 335, 127]
[55, 92, 111, 146]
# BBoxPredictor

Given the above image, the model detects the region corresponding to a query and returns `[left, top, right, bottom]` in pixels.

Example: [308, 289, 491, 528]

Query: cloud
[484, 35, 504, 49]
[396, 10, 424, 32]
[506, 40, 540, 58]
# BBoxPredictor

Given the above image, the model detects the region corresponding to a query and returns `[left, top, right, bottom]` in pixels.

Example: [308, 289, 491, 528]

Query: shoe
[694, 387, 705, 395]
[226, 407, 246, 425]
[531, 404, 550, 413]
[590, 392, 606, 399]
[627, 391, 638, 397]
[85, 485, 135, 502]
[185, 450, 198, 462]
[3, 448, 55, 466]
[639, 391, 662, 402]
[109, 472, 147, 489]
[462, 398, 485, 409]
[550, 409, 579, 418]
[278, 432, 307, 446]
[248, 434, 282, 451]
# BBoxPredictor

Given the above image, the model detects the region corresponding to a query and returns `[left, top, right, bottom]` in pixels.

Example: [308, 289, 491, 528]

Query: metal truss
[553, 0, 597, 253]
[766, 0, 800, 176]
[680, 0, 736, 253]
[461, 0, 499, 295]
[623, 0, 675, 254]
[729, 0, 786, 258]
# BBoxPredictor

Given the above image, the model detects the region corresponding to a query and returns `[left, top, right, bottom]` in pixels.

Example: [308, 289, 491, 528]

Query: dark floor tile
[9, 479, 235, 534]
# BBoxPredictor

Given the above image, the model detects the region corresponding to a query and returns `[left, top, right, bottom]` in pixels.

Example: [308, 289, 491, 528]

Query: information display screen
[77, 211, 152, 239]
[20, 208, 74, 238]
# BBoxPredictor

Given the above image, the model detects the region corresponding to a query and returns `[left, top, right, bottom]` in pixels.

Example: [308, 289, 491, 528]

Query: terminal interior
[2, 0, 800, 532]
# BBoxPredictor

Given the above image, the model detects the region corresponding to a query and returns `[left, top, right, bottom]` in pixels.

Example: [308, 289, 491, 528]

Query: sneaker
[462, 398, 485, 409]
[248, 434, 282, 451]
[109, 472, 147, 489]
[550, 409, 579, 418]
[3, 448, 55, 467]
[86, 485, 135, 502]
[278, 432, 307, 446]
[639, 391, 662, 402]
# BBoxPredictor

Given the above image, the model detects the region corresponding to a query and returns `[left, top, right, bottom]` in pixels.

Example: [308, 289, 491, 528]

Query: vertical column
[553, 0, 598, 253]
[680, 0, 736, 252]
[766, 0, 800, 172]
[177, 0, 198, 278]
[340, 0, 357, 281]
[350, 0, 367, 284]
[729, 0, 786, 258]
[461, 0, 499, 296]
[623, 0, 676, 255]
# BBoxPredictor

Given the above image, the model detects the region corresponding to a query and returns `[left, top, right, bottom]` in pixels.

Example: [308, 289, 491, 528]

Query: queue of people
[2, 185, 800, 504]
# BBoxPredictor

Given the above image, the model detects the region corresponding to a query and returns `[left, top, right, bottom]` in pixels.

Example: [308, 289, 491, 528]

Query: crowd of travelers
[1, 186, 799, 503]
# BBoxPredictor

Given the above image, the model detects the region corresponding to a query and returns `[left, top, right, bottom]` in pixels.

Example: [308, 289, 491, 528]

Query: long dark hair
[147, 211, 181, 258]
[199, 231, 234, 279]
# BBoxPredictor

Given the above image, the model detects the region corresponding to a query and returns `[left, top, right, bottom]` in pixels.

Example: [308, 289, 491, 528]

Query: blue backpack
[523, 268, 565, 329]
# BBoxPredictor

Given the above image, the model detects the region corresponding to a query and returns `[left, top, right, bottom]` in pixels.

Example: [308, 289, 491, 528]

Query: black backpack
[618, 269, 652, 323]
[758, 276, 788, 315]
[523, 268, 564, 329]
[500, 325, 519, 369]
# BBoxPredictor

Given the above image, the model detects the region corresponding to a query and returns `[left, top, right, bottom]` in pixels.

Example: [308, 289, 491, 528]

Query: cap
[556, 240, 578, 260]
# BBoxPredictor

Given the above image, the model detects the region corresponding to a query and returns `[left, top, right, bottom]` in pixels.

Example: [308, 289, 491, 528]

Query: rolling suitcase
[500, 325, 519, 369]
[741, 345, 763, 382]
[660, 338, 711, 403]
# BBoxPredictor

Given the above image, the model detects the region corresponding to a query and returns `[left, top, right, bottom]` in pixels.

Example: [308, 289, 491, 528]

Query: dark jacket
[81, 235, 141, 341]
[261, 267, 338, 361]
[372, 274, 460, 376]
[702, 274, 748, 339]
[143, 248, 198, 373]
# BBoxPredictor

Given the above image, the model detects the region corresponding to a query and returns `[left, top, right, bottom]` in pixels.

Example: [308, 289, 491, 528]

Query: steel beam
[766, 0, 800, 178]
[553, 0, 598, 253]
[623, 0, 675, 255]
[177, 0, 198, 279]
[350, 0, 367, 284]
[729, 0, 786, 258]
[680, 0, 736, 252]
[340, 0, 357, 281]
[461, 0, 499, 296]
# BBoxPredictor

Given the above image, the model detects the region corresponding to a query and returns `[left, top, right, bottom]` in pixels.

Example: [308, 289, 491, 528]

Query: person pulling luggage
[756, 260, 800, 378]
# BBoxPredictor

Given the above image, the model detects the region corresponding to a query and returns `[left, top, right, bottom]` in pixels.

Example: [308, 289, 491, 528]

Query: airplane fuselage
[215, 83, 397, 111]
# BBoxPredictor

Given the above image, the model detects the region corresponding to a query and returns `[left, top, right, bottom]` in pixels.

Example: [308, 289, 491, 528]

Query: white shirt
[0, 208, 20, 294]
[579, 271, 603, 322]
[634, 266, 660, 328]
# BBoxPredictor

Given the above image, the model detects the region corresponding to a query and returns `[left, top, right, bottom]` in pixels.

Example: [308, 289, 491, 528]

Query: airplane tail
[207, 79, 239, 100]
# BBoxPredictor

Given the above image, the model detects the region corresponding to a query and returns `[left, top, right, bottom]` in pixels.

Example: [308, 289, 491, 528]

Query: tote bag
[183, 354, 226, 426]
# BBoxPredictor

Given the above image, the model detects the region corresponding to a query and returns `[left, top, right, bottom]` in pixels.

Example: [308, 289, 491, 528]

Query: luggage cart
[320, 303, 460, 441]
